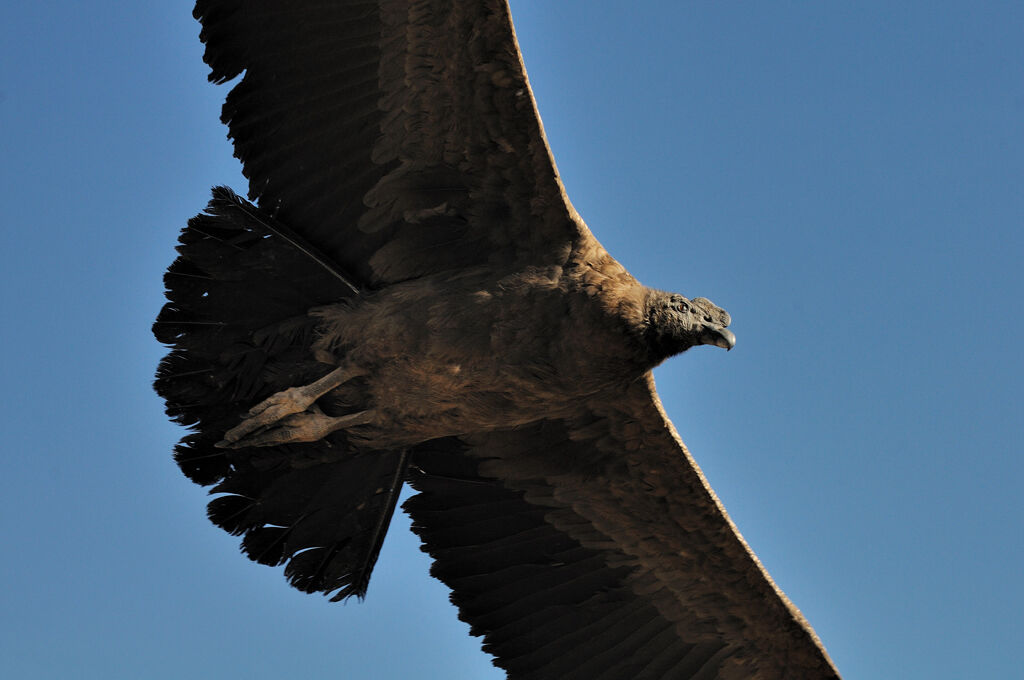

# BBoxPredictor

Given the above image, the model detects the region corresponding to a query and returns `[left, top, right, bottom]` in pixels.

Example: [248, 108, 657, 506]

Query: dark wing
[405, 374, 841, 680]
[194, 0, 589, 287]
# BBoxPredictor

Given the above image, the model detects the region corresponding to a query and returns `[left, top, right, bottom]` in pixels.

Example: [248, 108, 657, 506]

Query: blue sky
[2, 2, 1021, 678]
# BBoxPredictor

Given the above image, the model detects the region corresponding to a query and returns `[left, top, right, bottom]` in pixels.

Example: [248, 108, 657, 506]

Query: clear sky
[1, 2, 1021, 678]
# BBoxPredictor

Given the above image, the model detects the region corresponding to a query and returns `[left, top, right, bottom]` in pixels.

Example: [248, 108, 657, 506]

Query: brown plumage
[154, 1, 841, 678]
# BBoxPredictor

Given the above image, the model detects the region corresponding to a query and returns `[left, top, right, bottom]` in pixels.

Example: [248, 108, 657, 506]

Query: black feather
[155, 189, 405, 600]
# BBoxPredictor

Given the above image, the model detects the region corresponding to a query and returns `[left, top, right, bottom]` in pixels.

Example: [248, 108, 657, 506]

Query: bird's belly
[350, 356, 585, 447]
[312, 267, 646, 447]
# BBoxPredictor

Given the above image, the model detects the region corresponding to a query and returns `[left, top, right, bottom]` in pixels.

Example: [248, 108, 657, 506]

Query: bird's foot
[216, 365, 366, 447]
[216, 409, 376, 449]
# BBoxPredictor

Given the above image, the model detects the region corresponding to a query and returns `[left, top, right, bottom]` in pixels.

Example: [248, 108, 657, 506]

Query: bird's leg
[217, 409, 376, 449]
[216, 364, 368, 448]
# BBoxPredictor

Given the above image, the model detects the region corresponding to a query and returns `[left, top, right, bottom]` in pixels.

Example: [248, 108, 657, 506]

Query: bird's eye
[677, 302, 689, 313]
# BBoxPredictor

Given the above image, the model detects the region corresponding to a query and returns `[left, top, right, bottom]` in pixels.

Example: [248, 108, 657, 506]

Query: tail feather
[155, 187, 404, 600]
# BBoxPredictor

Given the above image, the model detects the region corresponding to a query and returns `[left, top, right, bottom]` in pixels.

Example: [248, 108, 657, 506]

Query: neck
[641, 289, 696, 367]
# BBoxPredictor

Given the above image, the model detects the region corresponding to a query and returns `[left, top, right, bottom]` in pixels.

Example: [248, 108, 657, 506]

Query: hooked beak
[700, 326, 736, 351]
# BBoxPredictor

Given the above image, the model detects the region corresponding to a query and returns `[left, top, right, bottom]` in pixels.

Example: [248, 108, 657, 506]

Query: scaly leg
[216, 364, 367, 448]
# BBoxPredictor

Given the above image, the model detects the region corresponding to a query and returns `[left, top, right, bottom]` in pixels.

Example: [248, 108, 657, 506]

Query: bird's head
[643, 290, 735, 365]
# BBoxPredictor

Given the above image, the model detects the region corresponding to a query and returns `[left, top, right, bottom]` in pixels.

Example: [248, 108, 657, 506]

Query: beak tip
[704, 327, 736, 351]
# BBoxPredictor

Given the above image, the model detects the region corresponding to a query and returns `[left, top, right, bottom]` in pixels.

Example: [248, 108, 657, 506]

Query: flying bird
[155, 1, 841, 678]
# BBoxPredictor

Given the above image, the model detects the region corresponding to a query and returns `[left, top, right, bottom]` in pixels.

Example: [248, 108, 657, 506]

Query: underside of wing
[404, 375, 841, 680]
[193, 0, 589, 286]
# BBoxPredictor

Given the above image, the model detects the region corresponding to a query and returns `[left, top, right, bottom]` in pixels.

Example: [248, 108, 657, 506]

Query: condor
[155, 2, 839, 678]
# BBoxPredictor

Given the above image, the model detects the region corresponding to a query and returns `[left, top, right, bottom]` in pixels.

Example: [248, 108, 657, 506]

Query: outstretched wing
[405, 374, 840, 680]
[194, 0, 589, 287]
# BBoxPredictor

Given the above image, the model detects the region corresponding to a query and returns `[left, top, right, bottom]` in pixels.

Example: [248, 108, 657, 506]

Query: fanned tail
[154, 187, 404, 600]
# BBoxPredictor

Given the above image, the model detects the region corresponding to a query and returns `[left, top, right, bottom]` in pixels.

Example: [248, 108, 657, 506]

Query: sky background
[2, 1, 1021, 678]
